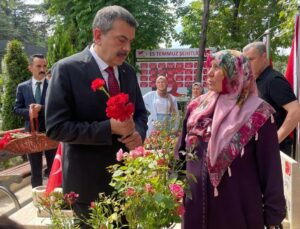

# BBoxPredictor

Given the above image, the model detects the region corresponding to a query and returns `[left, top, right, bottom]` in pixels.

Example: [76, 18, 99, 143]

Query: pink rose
[135, 146, 145, 154]
[126, 187, 135, 196]
[169, 183, 184, 199]
[116, 149, 124, 161]
[145, 183, 154, 193]
[176, 205, 185, 216]
[129, 147, 144, 159]
[129, 151, 138, 159]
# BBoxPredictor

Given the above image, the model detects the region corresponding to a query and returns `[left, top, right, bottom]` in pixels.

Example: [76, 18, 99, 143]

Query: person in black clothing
[243, 41, 300, 157]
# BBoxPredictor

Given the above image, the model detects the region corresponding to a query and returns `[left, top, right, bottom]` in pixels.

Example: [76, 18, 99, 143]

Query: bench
[0, 150, 47, 210]
[0, 128, 27, 209]
[0, 160, 30, 209]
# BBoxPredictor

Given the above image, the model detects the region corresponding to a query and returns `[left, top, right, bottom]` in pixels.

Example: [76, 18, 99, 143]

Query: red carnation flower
[91, 78, 105, 92]
[90, 201, 95, 209]
[0, 133, 13, 150]
[106, 93, 134, 122]
[91, 78, 110, 97]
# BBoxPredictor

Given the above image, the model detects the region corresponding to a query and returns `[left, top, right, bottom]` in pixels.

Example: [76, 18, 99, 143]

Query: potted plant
[37, 188, 79, 229]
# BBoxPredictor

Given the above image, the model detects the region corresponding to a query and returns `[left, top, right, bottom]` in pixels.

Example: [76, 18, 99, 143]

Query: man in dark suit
[13, 54, 56, 188]
[45, 5, 148, 223]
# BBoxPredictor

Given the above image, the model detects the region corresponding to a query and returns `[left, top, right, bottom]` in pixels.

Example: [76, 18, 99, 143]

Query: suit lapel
[82, 47, 109, 99]
[118, 65, 129, 94]
[27, 79, 35, 103]
[41, 80, 48, 105]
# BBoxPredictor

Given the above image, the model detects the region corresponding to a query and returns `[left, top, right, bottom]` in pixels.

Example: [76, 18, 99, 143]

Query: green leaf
[112, 170, 124, 177]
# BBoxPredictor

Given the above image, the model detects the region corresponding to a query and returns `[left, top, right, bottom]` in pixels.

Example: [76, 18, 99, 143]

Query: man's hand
[278, 100, 300, 143]
[29, 104, 42, 118]
[110, 118, 135, 137]
[118, 131, 143, 150]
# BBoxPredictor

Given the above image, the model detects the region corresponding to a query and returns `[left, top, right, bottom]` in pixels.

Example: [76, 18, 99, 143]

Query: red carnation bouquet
[0, 133, 13, 149]
[91, 79, 134, 121]
[106, 93, 134, 121]
[0, 131, 30, 150]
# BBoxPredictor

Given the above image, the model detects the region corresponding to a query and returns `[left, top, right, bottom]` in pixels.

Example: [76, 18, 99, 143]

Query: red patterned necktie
[105, 66, 120, 96]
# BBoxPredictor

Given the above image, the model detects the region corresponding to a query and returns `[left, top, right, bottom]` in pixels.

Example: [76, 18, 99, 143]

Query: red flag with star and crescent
[286, 14, 299, 93]
[46, 143, 63, 194]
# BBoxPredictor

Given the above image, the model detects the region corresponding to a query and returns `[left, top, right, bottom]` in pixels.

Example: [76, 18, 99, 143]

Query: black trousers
[28, 148, 56, 187]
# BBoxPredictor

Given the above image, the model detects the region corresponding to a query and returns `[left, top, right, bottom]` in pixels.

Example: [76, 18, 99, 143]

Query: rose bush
[87, 127, 190, 229]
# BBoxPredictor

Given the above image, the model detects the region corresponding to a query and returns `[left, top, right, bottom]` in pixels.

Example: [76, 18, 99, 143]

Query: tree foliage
[0, 0, 50, 46]
[178, 0, 286, 62]
[45, 0, 184, 65]
[47, 19, 76, 67]
[1, 40, 30, 130]
[278, 0, 298, 46]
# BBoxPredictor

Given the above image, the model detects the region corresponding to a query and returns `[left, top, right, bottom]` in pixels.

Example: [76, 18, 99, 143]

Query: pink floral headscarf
[186, 50, 274, 196]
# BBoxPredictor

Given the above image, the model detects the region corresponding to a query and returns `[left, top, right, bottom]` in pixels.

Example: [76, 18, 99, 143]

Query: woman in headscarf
[177, 50, 286, 229]
[143, 75, 179, 137]
[191, 82, 204, 100]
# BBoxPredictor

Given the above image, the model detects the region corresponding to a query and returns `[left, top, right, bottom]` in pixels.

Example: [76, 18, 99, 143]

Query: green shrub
[0, 156, 24, 172]
[1, 40, 30, 130]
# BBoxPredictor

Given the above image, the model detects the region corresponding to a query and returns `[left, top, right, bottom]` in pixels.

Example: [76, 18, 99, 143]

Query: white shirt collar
[32, 77, 45, 85]
[90, 45, 109, 71]
[89, 45, 119, 83]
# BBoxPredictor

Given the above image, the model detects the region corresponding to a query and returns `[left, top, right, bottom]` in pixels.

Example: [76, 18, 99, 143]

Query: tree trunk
[196, 0, 210, 82]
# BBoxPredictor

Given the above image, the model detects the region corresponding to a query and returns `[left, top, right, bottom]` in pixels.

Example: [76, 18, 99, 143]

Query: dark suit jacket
[14, 79, 48, 132]
[45, 46, 148, 204]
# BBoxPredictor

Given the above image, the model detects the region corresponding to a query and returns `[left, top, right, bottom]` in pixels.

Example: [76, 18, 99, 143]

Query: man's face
[93, 19, 135, 66]
[243, 47, 267, 79]
[28, 57, 47, 81]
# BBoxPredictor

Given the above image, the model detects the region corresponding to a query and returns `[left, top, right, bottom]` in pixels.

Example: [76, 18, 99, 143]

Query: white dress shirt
[32, 77, 45, 98]
[89, 45, 120, 87]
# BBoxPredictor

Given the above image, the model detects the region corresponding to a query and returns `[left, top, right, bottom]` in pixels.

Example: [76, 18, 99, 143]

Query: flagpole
[264, 27, 271, 63]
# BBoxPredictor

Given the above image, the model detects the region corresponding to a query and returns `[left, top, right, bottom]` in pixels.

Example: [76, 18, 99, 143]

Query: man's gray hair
[93, 5, 138, 34]
[243, 41, 266, 54]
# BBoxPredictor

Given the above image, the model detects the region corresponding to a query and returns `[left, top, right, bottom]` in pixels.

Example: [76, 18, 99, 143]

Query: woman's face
[192, 85, 202, 98]
[156, 77, 168, 92]
[207, 60, 224, 93]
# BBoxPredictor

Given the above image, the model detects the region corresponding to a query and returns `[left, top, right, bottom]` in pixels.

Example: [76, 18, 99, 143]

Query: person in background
[46, 63, 57, 81]
[177, 50, 286, 229]
[13, 54, 56, 188]
[191, 82, 203, 100]
[46, 69, 51, 81]
[45, 5, 147, 226]
[243, 41, 300, 157]
[143, 75, 179, 136]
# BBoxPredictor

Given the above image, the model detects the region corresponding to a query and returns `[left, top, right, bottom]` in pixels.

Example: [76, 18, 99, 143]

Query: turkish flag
[46, 143, 63, 194]
[285, 14, 299, 93]
[285, 161, 291, 176]
[286, 38, 295, 88]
